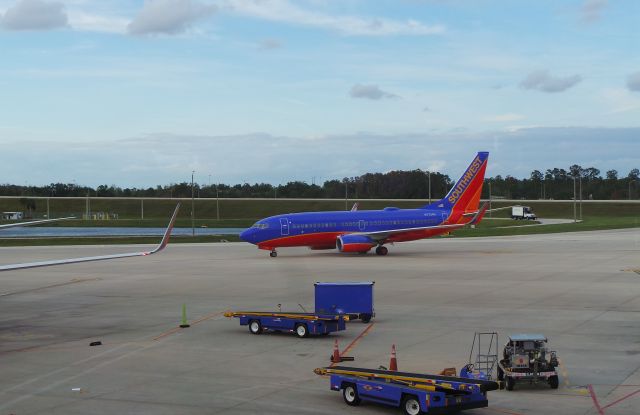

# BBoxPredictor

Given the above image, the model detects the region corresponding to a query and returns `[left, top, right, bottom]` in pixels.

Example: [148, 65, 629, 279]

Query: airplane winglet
[149, 203, 180, 254]
[0, 203, 181, 272]
[469, 201, 490, 225]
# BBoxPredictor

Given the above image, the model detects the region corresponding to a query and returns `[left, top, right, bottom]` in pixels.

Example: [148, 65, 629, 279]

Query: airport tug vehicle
[224, 281, 373, 337]
[315, 366, 500, 415]
[497, 334, 559, 391]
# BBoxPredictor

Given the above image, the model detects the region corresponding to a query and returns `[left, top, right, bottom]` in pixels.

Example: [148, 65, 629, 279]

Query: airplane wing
[357, 204, 496, 242]
[357, 222, 467, 242]
[0, 216, 76, 230]
[462, 203, 514, 217]
[0, 204, 180, 272]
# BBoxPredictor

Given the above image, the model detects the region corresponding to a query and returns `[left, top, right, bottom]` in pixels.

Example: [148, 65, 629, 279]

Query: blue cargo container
[315, 281, 375, 323]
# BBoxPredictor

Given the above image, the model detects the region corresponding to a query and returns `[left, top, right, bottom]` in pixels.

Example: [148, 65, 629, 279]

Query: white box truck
[511, 206, 537, 220]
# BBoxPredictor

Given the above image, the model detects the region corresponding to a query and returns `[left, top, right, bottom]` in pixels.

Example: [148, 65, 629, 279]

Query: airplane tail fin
[424, 152, 489, 218]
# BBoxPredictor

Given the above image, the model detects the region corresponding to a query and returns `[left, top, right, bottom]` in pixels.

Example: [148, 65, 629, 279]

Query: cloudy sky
[1, 0, 639, 187]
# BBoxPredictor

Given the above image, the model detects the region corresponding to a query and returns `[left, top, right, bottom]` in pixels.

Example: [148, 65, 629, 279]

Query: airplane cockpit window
[251, 223, 269, 229]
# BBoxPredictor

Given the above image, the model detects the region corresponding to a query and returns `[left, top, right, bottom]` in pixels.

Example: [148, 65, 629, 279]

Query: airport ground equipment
[315, 366, 499, 415]
[223, 311, 347, 337]
[511, 206, 537, 220]
[460, 332, 499, 381]
[314, 281, 375, 322]
[497, 334, 559, 391]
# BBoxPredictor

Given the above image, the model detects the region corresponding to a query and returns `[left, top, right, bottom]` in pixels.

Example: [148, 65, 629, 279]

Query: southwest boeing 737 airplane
[240, 152, 490, 257]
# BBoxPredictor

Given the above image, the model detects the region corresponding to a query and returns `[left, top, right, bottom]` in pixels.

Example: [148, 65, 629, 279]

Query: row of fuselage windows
[291, 219, 433, 230]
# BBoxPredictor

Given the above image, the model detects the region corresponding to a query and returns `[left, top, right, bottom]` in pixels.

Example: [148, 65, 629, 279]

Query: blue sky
[1, 0, 639, 187]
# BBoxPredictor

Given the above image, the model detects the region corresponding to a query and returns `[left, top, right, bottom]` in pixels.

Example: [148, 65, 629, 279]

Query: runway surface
[1, 228, 639, 414]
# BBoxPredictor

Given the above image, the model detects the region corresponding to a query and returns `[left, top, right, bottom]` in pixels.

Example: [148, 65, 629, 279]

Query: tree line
[1, 165, 639, 200]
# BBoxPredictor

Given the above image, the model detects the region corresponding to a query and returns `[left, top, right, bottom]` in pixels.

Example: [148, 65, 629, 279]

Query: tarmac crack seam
[0, 277, 101, 297]
[0, 341, 161, 412]
[601, 387, 640, 410]
[0, 343, 130, 397]
[152, 310, 225, 341]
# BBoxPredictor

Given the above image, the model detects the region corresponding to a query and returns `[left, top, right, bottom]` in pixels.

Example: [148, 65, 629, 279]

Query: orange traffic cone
[331, 339, 341, 363]
[389, 344, 398, 371]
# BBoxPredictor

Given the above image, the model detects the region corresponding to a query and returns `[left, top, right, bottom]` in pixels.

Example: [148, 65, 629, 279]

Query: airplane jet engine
[336, 234, 377, 253]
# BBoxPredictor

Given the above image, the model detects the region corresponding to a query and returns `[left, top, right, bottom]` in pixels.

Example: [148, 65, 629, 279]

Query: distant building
[2, 212, 23, 220]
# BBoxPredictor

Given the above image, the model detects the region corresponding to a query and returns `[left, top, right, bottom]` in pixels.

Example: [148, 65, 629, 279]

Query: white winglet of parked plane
[0, 216, 76, 230]
[0, 204, 180, 272]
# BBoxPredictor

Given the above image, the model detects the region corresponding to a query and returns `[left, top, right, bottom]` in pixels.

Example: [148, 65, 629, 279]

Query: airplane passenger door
[358, 220, 365, 231]
[441, 212, 448, 224]
[280, 218, 290, 236]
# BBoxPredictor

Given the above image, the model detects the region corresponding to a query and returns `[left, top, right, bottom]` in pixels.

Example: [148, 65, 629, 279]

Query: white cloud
[1, 0, 67, 31]
[67, 10, 129, 34]
[580, 0, 607, 23]
[627, 71, 640, 92]
[481, 113, 524, 122]
[128, 0, 217, 35]
[223, 0, 444, 36]
[520, 70, 582, 93]
[350, 84, 398, 100]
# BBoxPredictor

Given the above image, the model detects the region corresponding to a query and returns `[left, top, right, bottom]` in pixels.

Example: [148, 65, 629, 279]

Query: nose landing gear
[375, 246, 388, 256]
[269, 250, 278, 258]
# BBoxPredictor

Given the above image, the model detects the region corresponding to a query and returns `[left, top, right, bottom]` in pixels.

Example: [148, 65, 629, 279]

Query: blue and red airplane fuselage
[240, 152, 489, 257]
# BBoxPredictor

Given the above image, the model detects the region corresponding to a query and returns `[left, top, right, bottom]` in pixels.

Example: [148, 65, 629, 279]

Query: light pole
[573, 176, 578, 223]
[216, 185, 220, 221]
[428, 171, 431, 204]
[191, 170, 195, 237]
[579, 176, 583, 220]
[630, 180, 636, 200]
[488, 181, 492, 218]
[345, 181, 348, 211]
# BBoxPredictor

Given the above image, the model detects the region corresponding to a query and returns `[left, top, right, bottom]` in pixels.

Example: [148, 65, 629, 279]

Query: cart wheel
[249, 320, 262, 335]
[549, 375, 559, 389]
[506, 376, 515, 391]
[402, 395, 422, 415]
[295, 323, 308, 338]
[342, 383, 361, 406]
[361, 314, 371, 323]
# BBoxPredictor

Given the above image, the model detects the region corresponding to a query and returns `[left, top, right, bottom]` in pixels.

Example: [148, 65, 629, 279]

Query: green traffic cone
[180, 303, 190, 328]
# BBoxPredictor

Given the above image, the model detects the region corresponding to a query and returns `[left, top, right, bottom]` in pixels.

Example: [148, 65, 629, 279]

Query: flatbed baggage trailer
[315, 366, 499, 415]
[224, 311, 347, 338]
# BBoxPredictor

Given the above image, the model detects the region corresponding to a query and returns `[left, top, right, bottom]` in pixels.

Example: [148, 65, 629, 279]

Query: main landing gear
[375, 246, 388, 256]
[269, 250, 278, 258]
